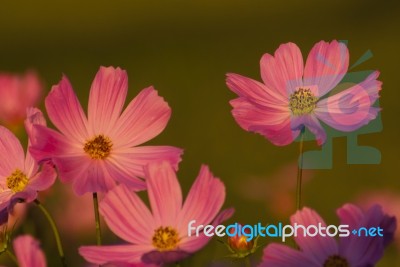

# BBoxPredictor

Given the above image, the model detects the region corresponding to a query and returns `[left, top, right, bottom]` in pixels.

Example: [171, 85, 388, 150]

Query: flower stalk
[34, 199, 66, 267]
[296, 128, 305, 211]
[93, 192, 102, 245]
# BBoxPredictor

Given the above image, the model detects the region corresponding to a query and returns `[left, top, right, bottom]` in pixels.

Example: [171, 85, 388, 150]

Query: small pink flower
[79, 161, 234, 265]
[227, 40, 381, 146]
[0, 71, 42, 127]
[260, 204, 396, 267]
[13, 235, 46, 267]
[0, 108, 56, 224]
[29, 66, 183, 195]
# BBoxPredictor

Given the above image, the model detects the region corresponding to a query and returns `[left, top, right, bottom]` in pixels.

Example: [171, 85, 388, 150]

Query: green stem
[296, 130, 305, 211]
[93, 192, 102, 245]
[34, 199, 66, 267]
[6, 250, 18, 265]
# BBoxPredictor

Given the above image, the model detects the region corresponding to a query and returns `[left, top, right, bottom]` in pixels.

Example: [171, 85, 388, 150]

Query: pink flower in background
[55, 185, 105, 237]
[236, 161, 313, 218]
[80, 161, 234, 265]
[0, 71, 42, 127]
[260, 204, 396, 267]
[356, 190, 400, 251]
[0, 112, 56, 224]
[227, 40, 381, 146]
[29, 66, 183, 195]
[13, 235, 46, 267]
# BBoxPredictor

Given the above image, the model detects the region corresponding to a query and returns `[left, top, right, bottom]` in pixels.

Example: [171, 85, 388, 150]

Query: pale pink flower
[79, 161, 234, 265]
[0, 71, 42, 127]
[260, 204, 396, 267]
[227, 40, 381, 146]
[0, 108, 56, 224]
[13, 235, 46, 267]
[29, 66, 183, 195]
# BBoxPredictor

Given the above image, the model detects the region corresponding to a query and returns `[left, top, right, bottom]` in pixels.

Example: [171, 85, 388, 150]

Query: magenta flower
[227, 40, 382, 146]
[29, 66, 183, 195]
[0, 109, 56, 224]
[260, 204, 396, 267]
[0, 71, 42, 127]
[79, 161, 234, 265]
[12, 235, 46, 267]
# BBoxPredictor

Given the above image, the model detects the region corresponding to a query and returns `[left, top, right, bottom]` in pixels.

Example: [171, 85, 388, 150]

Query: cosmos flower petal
[230, 98, 299, 146]
[145, 162, 182, 226]
[290, 207, 338, 264]
[111, 87, 172, 148]
[260, 42, 304, 97]
[45, 75, 88, 142]
[27, 161, 57, 192]
[72, 160, 117, 195]
[315, 71, 381, 131]
[24, 107, 47, 176]
[226, 73, 288, 107]
[88, 66, 128, 134]
[260, 243, 318, 267]
[336, 203, 364, 231]
[28, 125, 72, 163]
[80, 245, 151, 265]
[14, 235, 46, 267]
[141, 250, 191, 265]
[102, 159, 147, 191]
[0, 191, 13, 224]
[304, 40, 349, 97]
[111, 145, 183, 179]
[100, 184, 155, 244]
[291, 115, 327, 145]
[177, 165, 225, 233]
[230, 98, 298, 146]
[179, 208, 234, 253]
[0, 126, 25, 176]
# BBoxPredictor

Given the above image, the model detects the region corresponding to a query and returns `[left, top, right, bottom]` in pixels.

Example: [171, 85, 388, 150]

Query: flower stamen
[289, 88, 318, 116]
[152, 226, 180, 251]
[6, 169, 28, 193]
[84, 135, 112, 159]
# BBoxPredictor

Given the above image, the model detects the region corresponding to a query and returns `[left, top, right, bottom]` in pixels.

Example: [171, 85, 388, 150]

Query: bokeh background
[0, 0, 399, 266]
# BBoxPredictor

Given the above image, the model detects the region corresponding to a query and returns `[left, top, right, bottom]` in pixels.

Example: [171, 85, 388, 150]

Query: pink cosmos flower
[0, 109, 56, 224]
[12, 235, 47, 267]
[0, 71, 42, 128]
[79, 161, 234, 265]
[29, 66, 183, 195]
[227, 40, 382, 146]
[260, 204, 396, 267]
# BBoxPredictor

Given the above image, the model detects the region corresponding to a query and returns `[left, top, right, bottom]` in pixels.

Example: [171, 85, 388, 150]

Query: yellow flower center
[83, 134, 112, 159]
[289, 88, 318, 116]
[152, 226, 180, 251]
[323, 255, 349, 267]
[6, 169, 28, 193]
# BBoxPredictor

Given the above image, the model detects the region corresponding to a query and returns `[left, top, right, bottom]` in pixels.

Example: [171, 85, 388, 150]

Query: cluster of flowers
[0, 40, 396, 267]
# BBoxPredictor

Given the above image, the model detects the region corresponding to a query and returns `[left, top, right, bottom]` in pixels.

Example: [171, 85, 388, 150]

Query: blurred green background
[0, 0, 399, 266]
